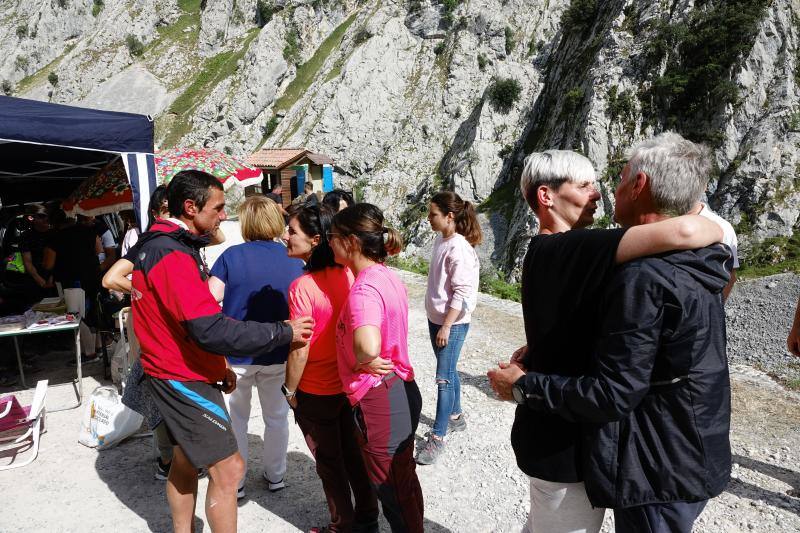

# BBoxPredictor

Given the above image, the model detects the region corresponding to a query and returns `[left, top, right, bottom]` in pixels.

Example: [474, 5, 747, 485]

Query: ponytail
[431, 191, 483, 246]
[384, 227, 403, 256]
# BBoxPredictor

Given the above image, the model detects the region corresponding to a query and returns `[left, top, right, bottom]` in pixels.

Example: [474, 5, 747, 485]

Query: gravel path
[1, 269, 799, 532]
[725, 273, 800, 387]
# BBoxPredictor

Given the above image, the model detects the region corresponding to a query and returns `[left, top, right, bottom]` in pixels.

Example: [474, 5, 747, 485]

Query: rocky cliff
[2, 0, 798, 278]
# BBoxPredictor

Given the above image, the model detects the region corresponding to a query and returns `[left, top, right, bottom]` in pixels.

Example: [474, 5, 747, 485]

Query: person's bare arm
[722, 269, 737, 303]
[208, 275, 225, 304]
[353, 325, 393, 375]
[615, 214, 723, 264]
[435, 307, 462, 348]
[285, 342, 310, 408]
[42, 247, 56, 271]
[788, 296, 800, 358]
[102, 258, 133, 293]
[22, 251, 49, 287]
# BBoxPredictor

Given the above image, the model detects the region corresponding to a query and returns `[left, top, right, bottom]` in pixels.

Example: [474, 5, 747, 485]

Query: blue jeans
[428, 320, 469, 438]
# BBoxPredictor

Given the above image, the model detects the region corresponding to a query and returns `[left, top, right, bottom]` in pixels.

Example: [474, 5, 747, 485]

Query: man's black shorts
[146, 376, 238, 468]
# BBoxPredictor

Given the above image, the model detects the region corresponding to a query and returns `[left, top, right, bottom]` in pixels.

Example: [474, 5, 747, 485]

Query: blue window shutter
[322, 164, 333, 192]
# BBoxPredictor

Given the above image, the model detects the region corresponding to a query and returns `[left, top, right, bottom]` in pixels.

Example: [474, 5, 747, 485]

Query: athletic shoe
[416, 435, 445, 465]
[237, 486, 246, 500]
[264, 473, 286, 492]
[155, 458, 171, 480]
[448, 413, 467, 434]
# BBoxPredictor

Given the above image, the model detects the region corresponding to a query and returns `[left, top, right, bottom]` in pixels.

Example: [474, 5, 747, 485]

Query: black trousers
[614, 500, 708, 533]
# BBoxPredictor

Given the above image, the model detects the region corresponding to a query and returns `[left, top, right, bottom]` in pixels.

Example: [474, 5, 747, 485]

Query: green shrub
[527, 38, 537, 57]
[256, 1, 276, 27]
[283, 31, 301, 64]
[14, 56, 28, 72]
[47, 72, 58, 86]
[1, 80, 12, 95]
[92, 0, 104, 17]
[57, 0, 67, 7]
[125, 34, 144, 57]
[504, 26, 516, 54]
[16, 24, 27, 39]
[408, 0, 423, 15]
[477, 53, 487, 71]
[640, 0, 770, 144]
[487, 77, 522, 114]
[562, 87, 584, 115]
[561, 0, 598, 35]
[263, 116, 279, 140]
[354, 29, 371, 45]
[498, 144, 513, 158]
[433, 42, 445, 55]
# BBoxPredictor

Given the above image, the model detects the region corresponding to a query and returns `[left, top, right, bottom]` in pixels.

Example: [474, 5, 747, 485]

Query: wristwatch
[512, 378, 527, 405]
[281, 384, 296, 399]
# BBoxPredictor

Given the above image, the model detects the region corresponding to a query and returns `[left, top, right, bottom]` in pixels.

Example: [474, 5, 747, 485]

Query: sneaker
[237, 486, 246, 500]
[416, 435, 445, 465]
[155, 458, 171, 480]
[448, 413, 467, 434]
[264, 473, 286, 492]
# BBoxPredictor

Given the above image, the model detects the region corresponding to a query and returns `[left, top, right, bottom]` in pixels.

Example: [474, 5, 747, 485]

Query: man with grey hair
[488, 141, 725, 532]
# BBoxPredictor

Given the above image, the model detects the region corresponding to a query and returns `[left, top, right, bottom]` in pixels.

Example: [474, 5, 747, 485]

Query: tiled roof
[247, 148, 307, 168]
[306, 152, 335, 165]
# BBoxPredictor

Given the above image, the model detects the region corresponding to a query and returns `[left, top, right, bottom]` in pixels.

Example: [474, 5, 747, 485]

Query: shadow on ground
[726, 454, 800, 517]
[97, 432, 452, 532]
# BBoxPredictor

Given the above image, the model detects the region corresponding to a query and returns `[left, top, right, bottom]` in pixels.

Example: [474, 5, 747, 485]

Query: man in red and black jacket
[131, 170, 313, 533]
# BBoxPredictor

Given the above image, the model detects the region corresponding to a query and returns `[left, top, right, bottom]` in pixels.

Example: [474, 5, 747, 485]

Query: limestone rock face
[2, 0, 798, 278]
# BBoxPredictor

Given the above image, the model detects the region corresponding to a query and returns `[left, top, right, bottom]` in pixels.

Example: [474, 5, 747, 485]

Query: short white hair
[625, 132, 712, 215]
[519, 150, 596, 209]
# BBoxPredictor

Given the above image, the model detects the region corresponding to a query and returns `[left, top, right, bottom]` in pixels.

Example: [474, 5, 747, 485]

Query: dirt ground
[1, 270, 799, 532]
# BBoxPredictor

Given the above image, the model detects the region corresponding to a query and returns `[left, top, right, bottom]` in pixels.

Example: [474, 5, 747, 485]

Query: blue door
[322, 164, 334, 192]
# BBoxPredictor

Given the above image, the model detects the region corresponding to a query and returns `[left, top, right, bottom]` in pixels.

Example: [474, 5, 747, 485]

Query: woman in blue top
[208, 196, 305, 500]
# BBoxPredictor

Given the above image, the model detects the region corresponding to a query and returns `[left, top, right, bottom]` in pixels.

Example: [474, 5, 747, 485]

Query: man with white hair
[489, 133, 732, 533]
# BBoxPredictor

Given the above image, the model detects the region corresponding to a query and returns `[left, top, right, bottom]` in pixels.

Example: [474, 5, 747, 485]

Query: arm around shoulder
[615, 214, 723, 264]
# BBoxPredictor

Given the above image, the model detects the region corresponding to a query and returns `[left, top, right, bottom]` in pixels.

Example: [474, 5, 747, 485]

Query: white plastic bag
[78, 386, 143, 450]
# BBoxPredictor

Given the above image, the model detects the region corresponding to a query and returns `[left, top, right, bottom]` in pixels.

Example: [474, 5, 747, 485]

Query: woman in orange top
[283, 203, 378, 533]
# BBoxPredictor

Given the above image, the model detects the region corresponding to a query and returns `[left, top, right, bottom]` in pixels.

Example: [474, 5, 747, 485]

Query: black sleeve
[520, 261, 663, 423]
[183, 314, 294, 358]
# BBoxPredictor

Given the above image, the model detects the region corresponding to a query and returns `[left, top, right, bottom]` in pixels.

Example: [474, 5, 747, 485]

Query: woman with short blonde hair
[207, 194, 306, 499]
[238, 196, 285, 242]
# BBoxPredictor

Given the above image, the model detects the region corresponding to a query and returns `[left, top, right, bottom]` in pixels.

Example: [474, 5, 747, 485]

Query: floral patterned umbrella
[155, 147, 263, 190]
[62, 158, 132, 216]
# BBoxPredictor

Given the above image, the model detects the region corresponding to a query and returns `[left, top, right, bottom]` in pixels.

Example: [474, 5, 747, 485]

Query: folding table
[0, 321, 82, 411]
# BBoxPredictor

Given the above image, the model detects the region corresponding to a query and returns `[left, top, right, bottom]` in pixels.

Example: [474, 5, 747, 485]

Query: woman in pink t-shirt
[330, 203, 424, 533]
[283, 203, 378, 533]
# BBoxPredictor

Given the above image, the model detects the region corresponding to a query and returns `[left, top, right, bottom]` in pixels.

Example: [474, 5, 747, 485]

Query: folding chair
[0, 379, 48, 470]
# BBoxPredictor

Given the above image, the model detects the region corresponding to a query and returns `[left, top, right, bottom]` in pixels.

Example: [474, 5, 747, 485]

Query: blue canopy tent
[0, 96, 157, 230]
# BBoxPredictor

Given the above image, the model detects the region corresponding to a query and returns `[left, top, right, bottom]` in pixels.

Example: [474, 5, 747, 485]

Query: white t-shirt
[121, 227, 140, 257]
[698, 204, 739, 269]
[202, 219, 244, 270]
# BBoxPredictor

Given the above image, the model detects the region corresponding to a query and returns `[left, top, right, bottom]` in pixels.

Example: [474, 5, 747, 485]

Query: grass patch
[386, 256, 429, 276]
[480, 271, 521, 302]
[737, 230, 800, 279]
[273, 11, 358, 113]
[16, 44, 75, 93]
[161, 29, 259, 147]
[178, 0, 202, 12]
